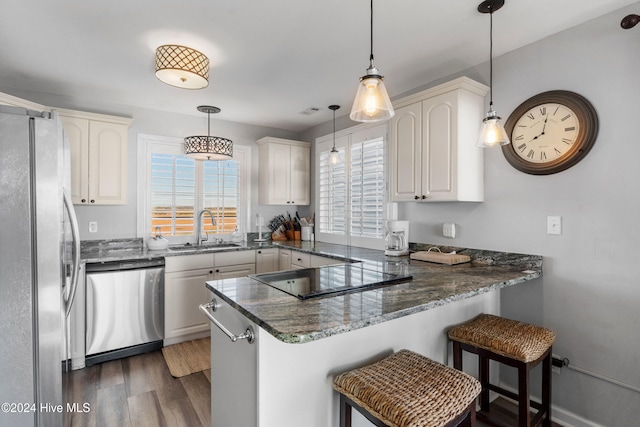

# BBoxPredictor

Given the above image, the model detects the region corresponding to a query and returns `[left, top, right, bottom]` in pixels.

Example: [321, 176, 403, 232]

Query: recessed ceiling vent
[300, 107, 321, 116]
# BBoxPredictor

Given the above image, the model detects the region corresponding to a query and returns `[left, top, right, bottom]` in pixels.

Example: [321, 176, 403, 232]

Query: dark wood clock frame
[502, 90, 599, 175]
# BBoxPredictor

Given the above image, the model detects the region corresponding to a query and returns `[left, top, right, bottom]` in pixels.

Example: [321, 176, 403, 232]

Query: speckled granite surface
[81, 238, 541, 345]
[204, 241, 542, 344]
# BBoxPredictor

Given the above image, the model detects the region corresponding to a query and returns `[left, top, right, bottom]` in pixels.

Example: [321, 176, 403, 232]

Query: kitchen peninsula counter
[203, 242, 541, 427]
[205, 242, 541, 344]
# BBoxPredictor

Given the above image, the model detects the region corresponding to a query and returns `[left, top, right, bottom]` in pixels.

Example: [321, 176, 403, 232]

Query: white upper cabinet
[59, 110, 132, 205]
[389, 77, 488, 202]
[257, 137, 311, 205]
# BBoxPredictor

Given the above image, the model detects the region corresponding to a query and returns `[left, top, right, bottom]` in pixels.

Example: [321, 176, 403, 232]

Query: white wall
[302, 4, 640, 426]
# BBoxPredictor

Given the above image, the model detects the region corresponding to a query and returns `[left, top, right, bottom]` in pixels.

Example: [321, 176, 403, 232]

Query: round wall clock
[502, 90, 598, 175]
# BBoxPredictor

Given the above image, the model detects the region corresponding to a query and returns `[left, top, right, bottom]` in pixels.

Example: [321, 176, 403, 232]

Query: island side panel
[256, 291, 499, 427]
[209, 298, 259, 427]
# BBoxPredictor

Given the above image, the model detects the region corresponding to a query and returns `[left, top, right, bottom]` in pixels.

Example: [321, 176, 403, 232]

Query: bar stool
[333, 349, 482, 427]
[447, 314, 556, 427]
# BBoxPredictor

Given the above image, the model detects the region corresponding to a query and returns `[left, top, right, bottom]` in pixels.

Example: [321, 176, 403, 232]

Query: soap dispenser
[231, 227, 242, 243]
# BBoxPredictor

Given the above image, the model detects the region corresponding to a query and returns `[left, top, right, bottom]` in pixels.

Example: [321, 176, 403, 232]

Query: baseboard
[498, 382, 607, 427]
[163, 330, 210, 346]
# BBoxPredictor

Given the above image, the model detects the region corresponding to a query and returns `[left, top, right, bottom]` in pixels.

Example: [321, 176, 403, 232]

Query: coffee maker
[384, 220, 409, 256]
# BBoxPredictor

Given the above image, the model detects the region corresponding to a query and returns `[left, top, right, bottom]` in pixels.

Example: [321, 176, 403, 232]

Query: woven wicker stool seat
[448, 314, 556, 427]
[333, 349, 482, 427]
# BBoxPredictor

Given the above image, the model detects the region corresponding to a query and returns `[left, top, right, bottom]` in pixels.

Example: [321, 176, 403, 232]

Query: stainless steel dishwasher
[85, 258, 164, 365]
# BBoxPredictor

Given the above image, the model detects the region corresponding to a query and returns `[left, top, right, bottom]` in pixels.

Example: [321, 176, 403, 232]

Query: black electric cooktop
[249, 264, 413, 300]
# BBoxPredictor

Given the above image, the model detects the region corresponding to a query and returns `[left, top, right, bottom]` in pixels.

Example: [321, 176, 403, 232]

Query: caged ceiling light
[184, 106, 233, 160]
[476, 0, 511, 148]
[350, 0, 394, 123]
[328, 105, 341, 165]
[155, 45, 210, 89]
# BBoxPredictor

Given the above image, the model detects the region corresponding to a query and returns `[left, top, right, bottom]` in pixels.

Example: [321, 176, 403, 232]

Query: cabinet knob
[297, 258, 302, 262]
[81, 198, 86, 203]
[421, 195, 426, 200]
[291, 201, 294, 204]
[209, 270, 213, 274]
[286, 201, 290, 204]
[90, 199, 95, 203]
[258, 250, 262, 254]
[414, 195, 419, 200]
[216, 269, 220, 273]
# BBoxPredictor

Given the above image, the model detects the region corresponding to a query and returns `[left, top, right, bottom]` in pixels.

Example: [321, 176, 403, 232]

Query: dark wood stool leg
[542, 350, 552, 427]
[453, 341, 463, 370]
[518, 362, 531, 427]
[339, 394, 352, 427]
[479, 353, 490, 412]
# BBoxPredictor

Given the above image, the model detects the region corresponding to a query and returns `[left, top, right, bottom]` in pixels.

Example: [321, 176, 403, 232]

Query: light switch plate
[547, 216, 561, 235]
[443, 223, 456, 238]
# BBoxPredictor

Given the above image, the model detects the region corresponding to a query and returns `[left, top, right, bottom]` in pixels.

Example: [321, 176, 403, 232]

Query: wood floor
[66, 350, 211, 427]
[67, 349, 561, 427]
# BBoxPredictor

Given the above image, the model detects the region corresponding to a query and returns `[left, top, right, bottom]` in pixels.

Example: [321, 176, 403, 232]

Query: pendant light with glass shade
[184, 106, 233, 160]
[328, 105, 341, 165]
[350, 0, 394, 123]
[476, 0, 510, 148]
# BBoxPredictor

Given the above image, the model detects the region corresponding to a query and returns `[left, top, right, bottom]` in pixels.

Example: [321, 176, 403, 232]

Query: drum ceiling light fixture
[155, 44, 209, 89]
[184, 106, 233, 160]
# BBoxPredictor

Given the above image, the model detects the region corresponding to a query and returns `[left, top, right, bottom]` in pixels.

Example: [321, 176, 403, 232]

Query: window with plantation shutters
[316, 124, 387, 249]
[138, 134, 250, 243]
[350, 137, 384, 238]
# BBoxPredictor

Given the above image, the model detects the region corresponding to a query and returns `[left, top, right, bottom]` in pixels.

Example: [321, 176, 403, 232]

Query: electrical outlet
[443, 223, 456, 238]
[88, 221, 98, 233]
[547, 216, 562, 235]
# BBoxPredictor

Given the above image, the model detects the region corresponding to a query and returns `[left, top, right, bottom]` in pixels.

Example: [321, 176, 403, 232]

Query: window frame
[315, 122, 388, 250]
[136, 133, 251, 244]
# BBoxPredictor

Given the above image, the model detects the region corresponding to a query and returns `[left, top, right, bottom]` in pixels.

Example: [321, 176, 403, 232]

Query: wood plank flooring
[67, 349, 561, 427]
[66, 350, 210, 427]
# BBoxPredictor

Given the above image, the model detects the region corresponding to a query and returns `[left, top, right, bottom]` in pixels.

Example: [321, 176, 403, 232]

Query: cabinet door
[278, 249, 291, 271]
[256, 248, 279, 274]
[215, 263, 256, 280]
[390, 103, 422, 201]
[164, 268, 213, 339]
[60, 116, 89, 204]
[289, 144, 310, 205]
[421, 92, 456, 201]
[264, 143, 292, 205]
[88, 121, 128, 205]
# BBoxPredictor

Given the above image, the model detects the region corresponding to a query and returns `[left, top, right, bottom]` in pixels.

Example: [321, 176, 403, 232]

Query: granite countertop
[204, 241, 542, 344]
[80, 238, 541, 345]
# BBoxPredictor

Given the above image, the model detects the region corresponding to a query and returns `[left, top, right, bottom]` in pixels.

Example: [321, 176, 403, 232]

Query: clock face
[511, 103, 580, 164]
[503, 91, 598, 175]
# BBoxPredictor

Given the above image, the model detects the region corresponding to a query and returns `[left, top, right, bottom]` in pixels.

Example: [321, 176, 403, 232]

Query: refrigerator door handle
[63, 189, 81, 318]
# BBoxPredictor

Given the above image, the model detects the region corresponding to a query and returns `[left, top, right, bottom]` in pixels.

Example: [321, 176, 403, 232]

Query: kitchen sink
[168, 243, 242, 252]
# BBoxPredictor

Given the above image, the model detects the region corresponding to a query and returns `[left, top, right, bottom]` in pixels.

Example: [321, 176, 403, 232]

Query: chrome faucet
[195, 209, 217, 246]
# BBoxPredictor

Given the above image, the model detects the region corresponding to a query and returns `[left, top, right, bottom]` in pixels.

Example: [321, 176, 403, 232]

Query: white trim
[392, 76, 489, 110]
[0, 91, 50, 112]
[55, 108, 133, 126]
[136, 133, 251, 243]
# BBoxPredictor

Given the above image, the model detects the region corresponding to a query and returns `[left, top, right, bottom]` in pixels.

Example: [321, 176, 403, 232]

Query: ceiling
[0, 0, 636, 132]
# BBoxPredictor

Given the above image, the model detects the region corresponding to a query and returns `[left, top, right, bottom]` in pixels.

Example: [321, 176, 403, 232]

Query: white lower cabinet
[290, 251, 311, 269]
[278, 249, 292, 271]
[165, 267, 214, 341]
[164, 250, 255, 344]
[255, 248, 279, 273]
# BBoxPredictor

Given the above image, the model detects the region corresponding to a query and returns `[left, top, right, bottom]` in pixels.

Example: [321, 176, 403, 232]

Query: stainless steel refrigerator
[0, 105, 81, 426]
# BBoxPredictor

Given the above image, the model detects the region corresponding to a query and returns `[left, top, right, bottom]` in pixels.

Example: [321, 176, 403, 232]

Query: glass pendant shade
[350, 0, 394, 123]
[477, 0, 510, 148]
[329, 149, 340, 165]
[184, 106, 233, 160]
[477, 105, 510, 148]
[155, 45, 209, 89]
[328, 104, 341, 165]
[350, 72, 394, 122]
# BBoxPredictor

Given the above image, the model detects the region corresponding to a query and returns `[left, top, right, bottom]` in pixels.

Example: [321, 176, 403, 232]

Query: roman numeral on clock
[565, 127, 575, 132]
[527, 149, 535, 159]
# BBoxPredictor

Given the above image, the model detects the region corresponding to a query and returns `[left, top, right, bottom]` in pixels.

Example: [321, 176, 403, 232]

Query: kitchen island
[204, 242, 541, 427]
